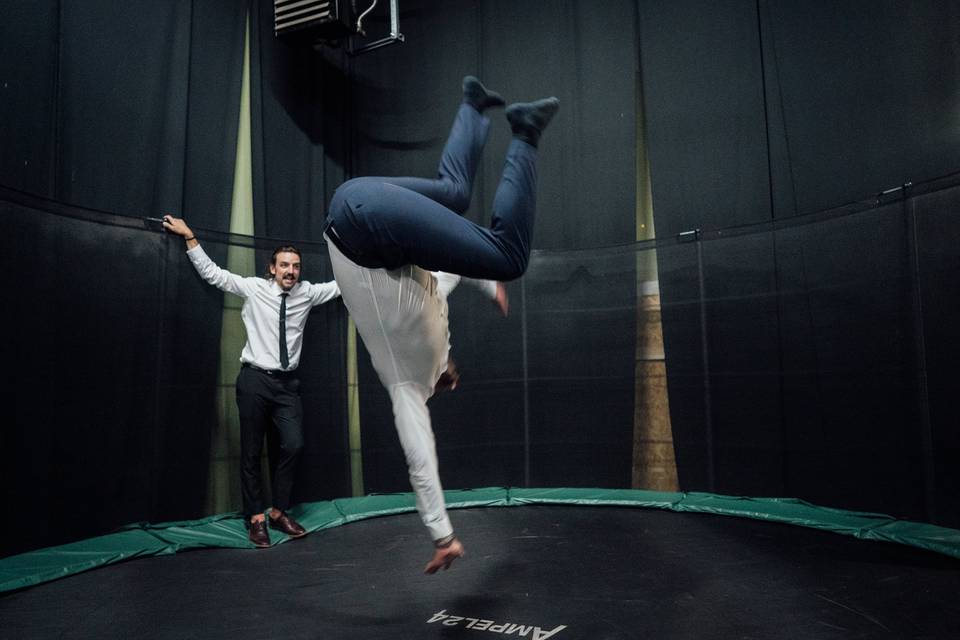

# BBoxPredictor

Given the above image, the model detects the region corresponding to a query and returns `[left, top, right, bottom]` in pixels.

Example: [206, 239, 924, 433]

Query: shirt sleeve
[306, 279, 341, 306]
[185, 245, 257, 298]
[434, 271, 497, 300]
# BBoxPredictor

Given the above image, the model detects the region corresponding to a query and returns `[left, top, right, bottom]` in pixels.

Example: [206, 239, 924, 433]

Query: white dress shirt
[325, 235, 497, 541]
[186, 245, 340, 371]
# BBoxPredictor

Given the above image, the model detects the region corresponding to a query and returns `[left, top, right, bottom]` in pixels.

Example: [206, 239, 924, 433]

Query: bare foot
[424, 538, 465, 574]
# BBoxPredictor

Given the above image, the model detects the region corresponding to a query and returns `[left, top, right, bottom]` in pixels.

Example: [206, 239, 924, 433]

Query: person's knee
[493, 254, 528, 281]
[240, 453, 262, 472]
[446, 181, 471, 213]
[279, 431, 304, 457]
[281, 440, 303, 457]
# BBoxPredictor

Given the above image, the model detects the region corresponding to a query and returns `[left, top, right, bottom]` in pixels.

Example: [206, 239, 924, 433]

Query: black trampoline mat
[3, 505, 958, 639]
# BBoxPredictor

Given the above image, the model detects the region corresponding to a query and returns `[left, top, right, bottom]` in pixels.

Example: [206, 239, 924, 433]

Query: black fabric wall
[1, 0, 248, 555]
[914, 185, 960, 526]
[639, 0, 960, 525]
[2, 193, 173, 555]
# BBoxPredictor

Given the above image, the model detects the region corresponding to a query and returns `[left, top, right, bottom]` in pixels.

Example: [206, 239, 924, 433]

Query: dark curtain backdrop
[640, 0, 960, 526]
[1, 0, 247, 555]
[914, 185, 960, 527]
[323, 0, 640, 495]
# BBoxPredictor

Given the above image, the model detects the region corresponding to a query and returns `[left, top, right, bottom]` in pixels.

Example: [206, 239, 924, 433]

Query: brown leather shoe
[247, 519, 271, 548]
[269, 511, 307, 538]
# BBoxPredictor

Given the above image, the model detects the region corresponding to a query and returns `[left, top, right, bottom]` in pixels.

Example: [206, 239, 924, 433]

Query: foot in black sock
[463, 76, 505, 113]
[506, 97, 560, 148]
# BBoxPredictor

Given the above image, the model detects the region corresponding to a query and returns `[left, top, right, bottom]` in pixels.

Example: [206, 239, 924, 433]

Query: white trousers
[327, 236, 453, 541]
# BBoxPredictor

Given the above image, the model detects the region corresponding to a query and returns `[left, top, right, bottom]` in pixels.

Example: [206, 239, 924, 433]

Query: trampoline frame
[3, 486, 960, 593]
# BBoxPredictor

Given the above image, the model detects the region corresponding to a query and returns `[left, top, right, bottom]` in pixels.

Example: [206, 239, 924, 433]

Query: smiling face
[270, 251, 302, 290]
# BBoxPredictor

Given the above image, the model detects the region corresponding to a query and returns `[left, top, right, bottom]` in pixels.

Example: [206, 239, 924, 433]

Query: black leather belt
[325, 222, 356, 259]
[242, 363, 296, 377]
[325, 220, 398, 270]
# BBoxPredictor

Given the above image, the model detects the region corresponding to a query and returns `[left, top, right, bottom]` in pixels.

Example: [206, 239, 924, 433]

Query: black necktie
[279, 293, 289, 370]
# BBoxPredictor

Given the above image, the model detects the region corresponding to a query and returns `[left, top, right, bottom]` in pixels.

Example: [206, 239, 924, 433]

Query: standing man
[324, 76, 557, 573]
[162, 217, 340, 548]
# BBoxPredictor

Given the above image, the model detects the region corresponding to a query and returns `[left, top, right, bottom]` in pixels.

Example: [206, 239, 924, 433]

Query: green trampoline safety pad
[3, 487, 959, 593]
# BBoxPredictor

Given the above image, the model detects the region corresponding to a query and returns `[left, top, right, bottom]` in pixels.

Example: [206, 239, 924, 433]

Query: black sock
[463, 75, 505, 113]
[505, 97, 560, 148]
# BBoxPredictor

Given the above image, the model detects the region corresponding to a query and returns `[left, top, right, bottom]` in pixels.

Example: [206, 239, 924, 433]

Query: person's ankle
[506, 97, 560, 148]
[463, 76, 505, 113]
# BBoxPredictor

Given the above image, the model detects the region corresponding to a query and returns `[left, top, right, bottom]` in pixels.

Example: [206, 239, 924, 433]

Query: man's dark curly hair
[264, 245, 302, 279]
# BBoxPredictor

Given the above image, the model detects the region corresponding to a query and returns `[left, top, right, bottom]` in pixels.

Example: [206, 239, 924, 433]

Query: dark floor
[3, 506, 958, 639]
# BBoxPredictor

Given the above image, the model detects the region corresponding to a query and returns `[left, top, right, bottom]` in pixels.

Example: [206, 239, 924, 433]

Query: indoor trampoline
[2, 488, 960, 639]
[4, 2, 960, 639]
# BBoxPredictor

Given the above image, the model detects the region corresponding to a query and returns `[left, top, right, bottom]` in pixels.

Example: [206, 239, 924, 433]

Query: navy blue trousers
[324, 104, 538, 281]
